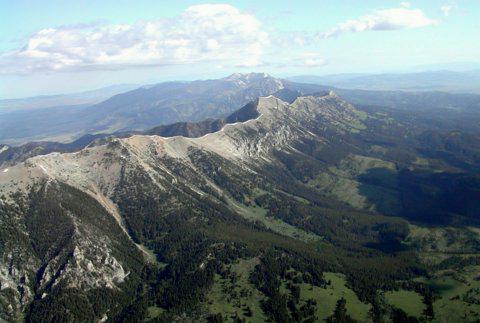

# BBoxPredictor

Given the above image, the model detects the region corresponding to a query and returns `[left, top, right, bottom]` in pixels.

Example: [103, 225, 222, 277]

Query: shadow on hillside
[357, 167, 480, 226]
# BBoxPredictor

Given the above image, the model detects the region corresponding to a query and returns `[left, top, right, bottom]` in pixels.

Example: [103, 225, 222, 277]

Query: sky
[0, 0, 479, 98]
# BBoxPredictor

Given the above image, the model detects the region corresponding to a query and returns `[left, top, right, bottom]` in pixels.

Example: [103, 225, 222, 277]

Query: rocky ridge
[0, 92, 365, 320]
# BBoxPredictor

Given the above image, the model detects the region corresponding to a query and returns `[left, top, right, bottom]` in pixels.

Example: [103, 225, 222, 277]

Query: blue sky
[1, 0, 479, 98]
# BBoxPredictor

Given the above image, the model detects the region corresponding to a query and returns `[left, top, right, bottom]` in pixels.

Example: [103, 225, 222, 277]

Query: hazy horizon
[3, 66, 480, 100]
[2, 1, 480, 98]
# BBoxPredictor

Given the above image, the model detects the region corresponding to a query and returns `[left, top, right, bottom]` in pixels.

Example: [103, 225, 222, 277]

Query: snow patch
[2, 168, 8, 173]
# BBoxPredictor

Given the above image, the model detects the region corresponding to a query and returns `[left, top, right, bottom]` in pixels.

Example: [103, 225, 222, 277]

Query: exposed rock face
[0, 177, 142, 320]
[0, 92, 365, 320]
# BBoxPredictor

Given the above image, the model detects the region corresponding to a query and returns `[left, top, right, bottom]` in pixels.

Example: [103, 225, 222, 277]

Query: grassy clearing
[385, 290, 425, 317]
[137, 244, 157, 262]
[309, 171, 367, 209]
[137, 243, 168, 268]
[416, 265, 480, 321]
[354, 109, 368, 121]
[406, 225, 480, 265]
[206, 258, 267, 322]
[146, 306, 164, 320]
[308, 154, 400, 213]
[412, 157, 430, 168]
[273, 188, 310, 204]
[339, 154, 396, 175]
[230, 198, 321, 243]
[405, 225, 480, 320]
[333, 111, 367, 133]
[282, 272, 371, 322]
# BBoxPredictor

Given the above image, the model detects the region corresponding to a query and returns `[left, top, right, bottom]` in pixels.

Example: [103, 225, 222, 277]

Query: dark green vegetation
[0, 182, 145, 322]
[0, 87, 479, 322]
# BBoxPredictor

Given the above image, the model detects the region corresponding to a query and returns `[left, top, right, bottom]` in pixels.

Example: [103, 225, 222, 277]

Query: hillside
[1, 92, 479, 321]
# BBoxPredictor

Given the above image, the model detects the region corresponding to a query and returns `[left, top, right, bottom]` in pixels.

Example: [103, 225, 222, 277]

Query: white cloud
[400, 2, 411, 8]
[273, 31, 312, 48]
[274, 53, 327, 68]
[322, 6, 437, 38]
[0, 4, 268, 74]
[297, 53, 327, 67]
[441, 4, 455, 16]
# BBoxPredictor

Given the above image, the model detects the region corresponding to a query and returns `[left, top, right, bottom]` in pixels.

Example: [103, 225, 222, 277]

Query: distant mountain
[83, 73, 286, 131]
[289, 70, 480, 94]
[2, 72, 480, 147]
[0, 73, 317, 145]
[408, 61, 480, 72]
[0, 91, 319, 168]
[0, 84, 139, 110]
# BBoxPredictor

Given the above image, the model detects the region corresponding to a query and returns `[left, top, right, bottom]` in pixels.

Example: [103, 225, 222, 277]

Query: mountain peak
[225, 72, 273, 81]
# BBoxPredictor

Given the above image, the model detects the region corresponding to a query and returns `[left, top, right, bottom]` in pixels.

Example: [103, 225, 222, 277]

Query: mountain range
[289, 70, 480, 94]
[0, 84, 139, 111]
[0, 73, 294, 145]
[3, 72, 480, 148]
[1, 72, 480, 321]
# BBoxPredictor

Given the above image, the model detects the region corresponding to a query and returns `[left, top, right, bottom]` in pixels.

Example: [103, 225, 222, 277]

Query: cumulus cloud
[0, 4, 268, 74]
[321, 5, 437, 38]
